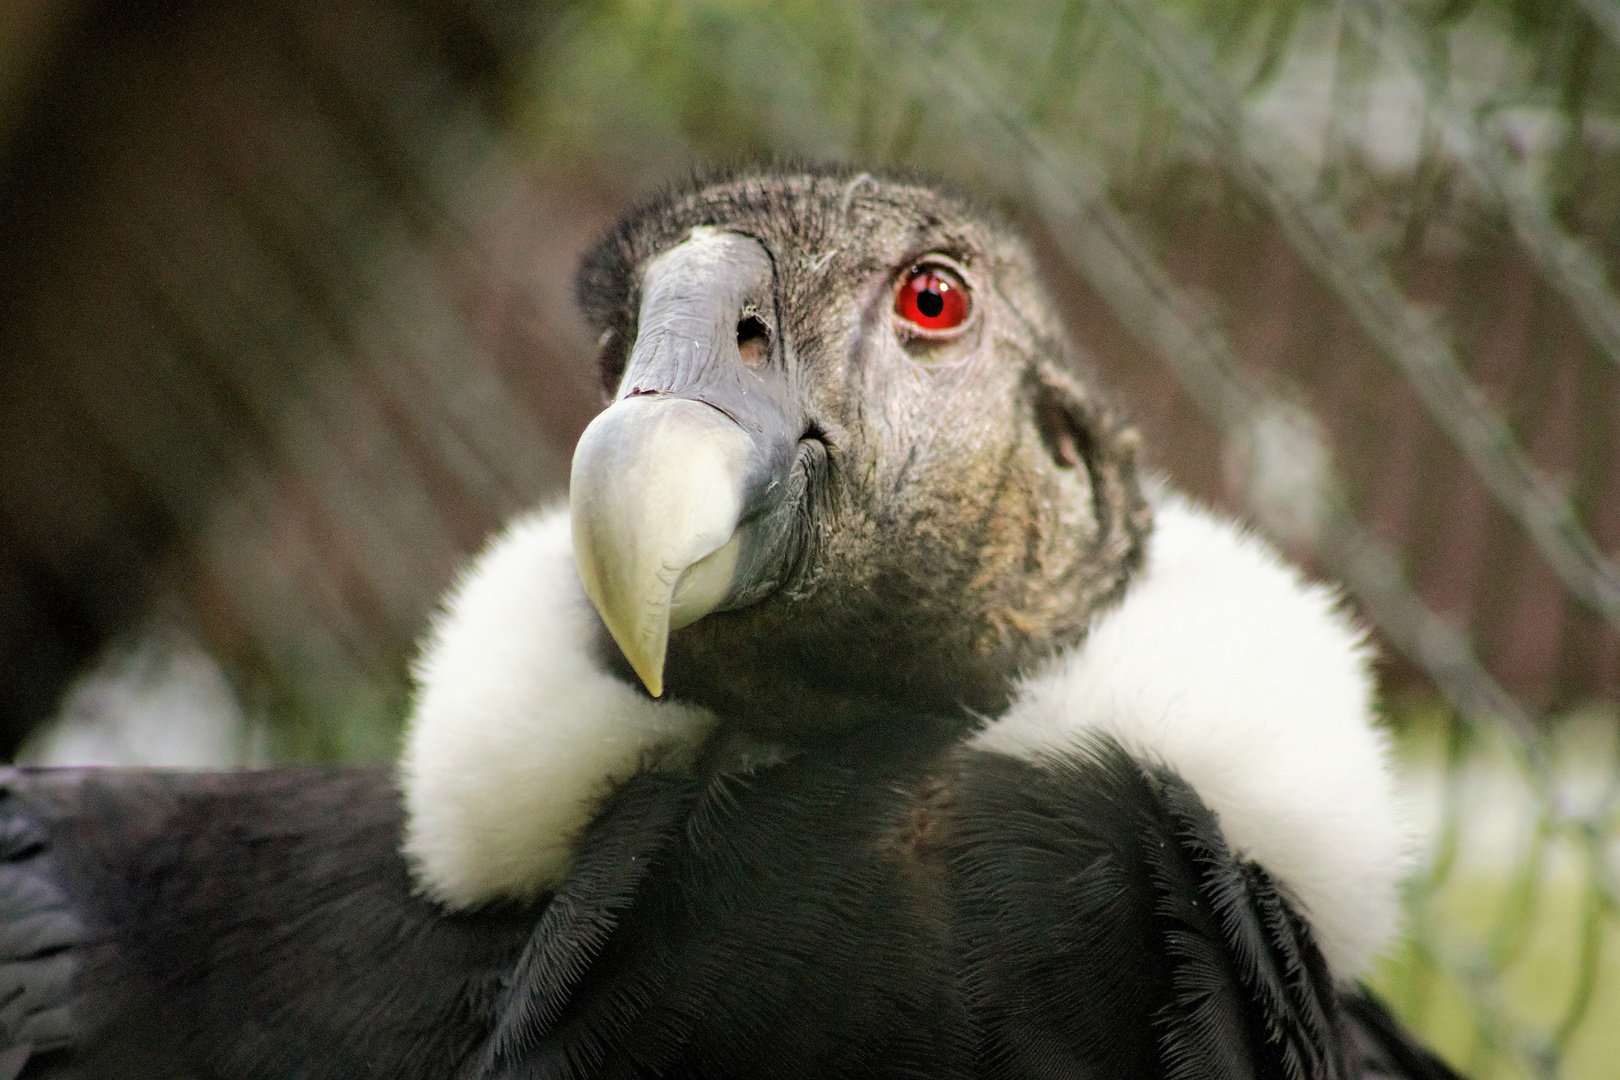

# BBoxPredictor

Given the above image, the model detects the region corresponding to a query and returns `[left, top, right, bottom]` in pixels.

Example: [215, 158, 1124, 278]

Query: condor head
[570, 169, 1150, 737]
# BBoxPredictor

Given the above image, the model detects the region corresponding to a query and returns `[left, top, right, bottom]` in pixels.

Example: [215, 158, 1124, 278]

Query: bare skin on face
[572, 169, 1151, 738]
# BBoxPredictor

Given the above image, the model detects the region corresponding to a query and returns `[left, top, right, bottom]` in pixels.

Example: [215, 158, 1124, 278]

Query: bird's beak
[570, 396, 764, 697]
[569, 229, 802, 697]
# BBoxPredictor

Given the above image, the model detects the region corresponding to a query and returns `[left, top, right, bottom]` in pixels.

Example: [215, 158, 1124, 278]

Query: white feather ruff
[399, 505, 716, 909]
[401, 494, 1409, 977]
[973, 494, 1409, 977]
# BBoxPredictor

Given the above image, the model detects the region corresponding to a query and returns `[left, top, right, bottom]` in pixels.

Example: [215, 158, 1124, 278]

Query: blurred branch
[1348, 0, 1620, 378]
[1474, 131, 1620, 361]
[1090, 0, 1620, 637]
[1573, 0, 1620, 55]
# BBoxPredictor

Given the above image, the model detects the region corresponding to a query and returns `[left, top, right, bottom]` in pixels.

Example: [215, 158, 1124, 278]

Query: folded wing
[0, 767, 538, 1080]
[946, 739, 1459, 1080]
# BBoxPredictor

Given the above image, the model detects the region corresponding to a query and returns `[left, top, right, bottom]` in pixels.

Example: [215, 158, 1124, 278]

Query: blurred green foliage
[516, 0, 1620, 211]
[1373, 705, 1620, 1080]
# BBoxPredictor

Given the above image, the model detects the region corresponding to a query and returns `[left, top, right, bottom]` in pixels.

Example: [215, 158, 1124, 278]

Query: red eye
[894, 264, 970, 333]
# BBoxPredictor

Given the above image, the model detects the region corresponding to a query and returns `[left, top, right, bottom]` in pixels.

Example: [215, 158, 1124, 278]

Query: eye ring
[892, 259, 973, 339]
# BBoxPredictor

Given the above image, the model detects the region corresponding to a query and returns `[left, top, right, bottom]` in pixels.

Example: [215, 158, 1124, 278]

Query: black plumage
[0, 768, 537, 1079]
[947, 740, 1347, 1080]
[0, 166, 1463, 1079]
[0, 738, 1459, 1079]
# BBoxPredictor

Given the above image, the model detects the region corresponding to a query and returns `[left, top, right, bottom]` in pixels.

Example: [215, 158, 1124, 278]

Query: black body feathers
[0, 768, 538, 1080]
[0, 736, 1454, 1079]
[948, 743, 1346, 1080]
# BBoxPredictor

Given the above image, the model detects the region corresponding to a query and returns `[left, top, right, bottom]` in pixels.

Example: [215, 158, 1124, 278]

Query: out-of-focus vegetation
[1375, 706, 1620, 1080]
[519, 0, 1620, 216]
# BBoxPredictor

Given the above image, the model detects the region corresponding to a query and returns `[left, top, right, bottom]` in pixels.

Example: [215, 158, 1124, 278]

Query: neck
[400, 489, 1407, 981]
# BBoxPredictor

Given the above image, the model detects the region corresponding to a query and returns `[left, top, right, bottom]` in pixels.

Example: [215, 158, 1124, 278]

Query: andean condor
[0, 167, 1461, 1080]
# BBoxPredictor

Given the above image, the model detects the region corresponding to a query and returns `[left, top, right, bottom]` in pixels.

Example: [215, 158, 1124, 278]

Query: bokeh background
[1, 1, 1617, 1076]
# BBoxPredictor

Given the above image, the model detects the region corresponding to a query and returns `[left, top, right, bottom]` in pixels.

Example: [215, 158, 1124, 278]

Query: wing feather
[947, 737, 1357, 1080]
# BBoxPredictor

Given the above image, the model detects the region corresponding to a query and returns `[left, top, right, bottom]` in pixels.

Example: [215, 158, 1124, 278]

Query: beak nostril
[737, 316, 771, 369]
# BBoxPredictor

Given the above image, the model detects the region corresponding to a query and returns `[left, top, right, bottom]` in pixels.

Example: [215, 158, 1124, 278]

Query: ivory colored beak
[570, 395, 753, 697]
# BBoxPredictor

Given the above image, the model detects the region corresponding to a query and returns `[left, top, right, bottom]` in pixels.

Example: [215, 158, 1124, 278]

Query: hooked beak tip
[569, 396, 753, 699]
[628, 648, 666, 699]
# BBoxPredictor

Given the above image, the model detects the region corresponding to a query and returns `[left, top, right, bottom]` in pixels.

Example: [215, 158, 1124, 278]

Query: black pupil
[917, 286, 944, 319]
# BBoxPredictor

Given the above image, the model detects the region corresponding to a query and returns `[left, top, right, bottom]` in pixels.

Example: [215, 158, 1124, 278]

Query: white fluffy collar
[400, 505, 717, 910]
[971, 494, 1407, 976]
[399, 494, 1407, 977]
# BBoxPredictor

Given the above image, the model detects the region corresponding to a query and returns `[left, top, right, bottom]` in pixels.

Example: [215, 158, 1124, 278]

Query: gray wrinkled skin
[578, 167, 1153, 738]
